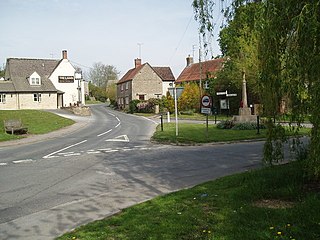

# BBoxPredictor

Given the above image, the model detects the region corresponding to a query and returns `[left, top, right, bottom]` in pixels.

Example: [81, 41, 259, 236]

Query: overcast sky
[1, 0, 224, 78]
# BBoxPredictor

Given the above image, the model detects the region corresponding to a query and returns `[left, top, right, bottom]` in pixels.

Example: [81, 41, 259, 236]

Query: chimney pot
[134, 58, 141, 68]
[62, 50, 68, 59]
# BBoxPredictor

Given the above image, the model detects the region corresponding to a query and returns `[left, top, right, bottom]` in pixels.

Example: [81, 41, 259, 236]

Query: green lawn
[0, 110, 75, 141]
[152, 123, 310, 144]
[57, 160, 320, 240]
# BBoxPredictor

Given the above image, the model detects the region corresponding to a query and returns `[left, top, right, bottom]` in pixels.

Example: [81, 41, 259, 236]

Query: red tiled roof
[176, 58, 224, 83]
[117, 64, 146, 84]
[153, 67, 175, 81]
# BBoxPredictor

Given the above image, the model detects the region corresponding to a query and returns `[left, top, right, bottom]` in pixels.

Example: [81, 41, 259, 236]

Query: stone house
[117, 58, 175, 109]
[0, 50, 85, 110]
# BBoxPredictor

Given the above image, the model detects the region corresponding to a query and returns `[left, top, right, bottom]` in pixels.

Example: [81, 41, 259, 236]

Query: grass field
[0, 110, 75, 141]
[57, 160, 320, 240]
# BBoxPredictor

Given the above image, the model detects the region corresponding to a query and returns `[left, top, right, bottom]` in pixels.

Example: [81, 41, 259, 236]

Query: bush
[217, 120, 235, 129]
[129, 100, 140, 113]
[232, 122, 266, 130]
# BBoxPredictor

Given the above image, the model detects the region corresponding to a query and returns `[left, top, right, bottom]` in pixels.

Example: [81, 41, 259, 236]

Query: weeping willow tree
[193, 0, 320, 178]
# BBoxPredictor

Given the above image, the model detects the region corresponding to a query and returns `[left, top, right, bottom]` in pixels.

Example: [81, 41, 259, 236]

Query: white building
[0, 50, 85, 110]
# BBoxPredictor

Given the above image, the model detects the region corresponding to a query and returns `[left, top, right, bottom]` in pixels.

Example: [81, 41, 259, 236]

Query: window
[125, 82, 129, 90]
[139, 95, 145, 100]
[0, 94, 6, 103]
[125, 96, 129, 105]
[33, 93, 41, 102]
[121, 84, 124, 91]
[31, 77, 40, 85]
[29, 72, 41, 85]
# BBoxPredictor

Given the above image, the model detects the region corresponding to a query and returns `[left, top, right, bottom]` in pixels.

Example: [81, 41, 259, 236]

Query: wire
[168, 14, 194, 64]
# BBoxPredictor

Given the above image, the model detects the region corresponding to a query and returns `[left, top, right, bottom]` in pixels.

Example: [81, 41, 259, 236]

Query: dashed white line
[0, 163, 8, 166]
[116, 117, 120, 121]
[43, 140, 88, 159]
[115, 122, 120, 128]
[12, 159, 35, 164]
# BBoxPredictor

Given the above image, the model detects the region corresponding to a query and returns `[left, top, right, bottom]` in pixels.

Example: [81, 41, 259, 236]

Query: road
[0, 104, 264, 240]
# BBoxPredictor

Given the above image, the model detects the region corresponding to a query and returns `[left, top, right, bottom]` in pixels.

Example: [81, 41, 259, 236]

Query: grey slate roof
[3, 58, 60, 93]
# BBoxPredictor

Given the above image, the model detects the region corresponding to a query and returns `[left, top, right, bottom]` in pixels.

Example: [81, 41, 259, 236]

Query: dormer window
[29, 72, 41, 85]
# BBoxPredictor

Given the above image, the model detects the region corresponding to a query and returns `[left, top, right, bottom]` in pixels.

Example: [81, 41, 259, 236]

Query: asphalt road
[0, 105, 265, 240]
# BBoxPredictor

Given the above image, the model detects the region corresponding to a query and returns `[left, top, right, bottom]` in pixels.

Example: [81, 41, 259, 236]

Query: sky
[1, 0, 224, 79]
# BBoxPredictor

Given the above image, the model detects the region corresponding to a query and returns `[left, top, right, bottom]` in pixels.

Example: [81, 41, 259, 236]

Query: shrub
[129, 100, 140, 113]
[217, 120, 235, 129]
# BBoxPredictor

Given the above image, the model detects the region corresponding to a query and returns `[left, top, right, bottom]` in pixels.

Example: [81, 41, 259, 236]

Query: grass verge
[152, 123, 310, 144]
[0, 110, 75, 141]
[57, 161, 320, 240]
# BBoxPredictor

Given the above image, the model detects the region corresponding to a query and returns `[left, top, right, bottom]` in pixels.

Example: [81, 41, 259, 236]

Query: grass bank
[57, 160, 320, 240]
[0, 110, 75, 141]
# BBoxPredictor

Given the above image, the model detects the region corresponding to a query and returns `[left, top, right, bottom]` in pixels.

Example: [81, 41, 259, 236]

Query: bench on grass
[4, 119, 28, 135]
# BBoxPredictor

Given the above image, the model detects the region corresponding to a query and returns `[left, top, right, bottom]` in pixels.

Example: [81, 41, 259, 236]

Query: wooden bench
[4, 119, 28, 135]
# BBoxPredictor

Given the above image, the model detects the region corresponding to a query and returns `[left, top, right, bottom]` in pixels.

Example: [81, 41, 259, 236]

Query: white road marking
[116, 117, 120, 121]
[12, 159, 35, 164]
[96, 170, 115, 176]
[97, 129, 112, 137]
[0, 163, 8, 166]
[103, 149, 119, 153]
[97, 148, 113, 151]
[115, 122, 120, 128]
[63, 153, 81, 156]
[43, 140, 87, 159]
[87, 151, 101, 154]
[105, 135, 129, 142]
[58, 152, 74, 155]
[140, 116, 158, 124]
[108, 112, 116, 117]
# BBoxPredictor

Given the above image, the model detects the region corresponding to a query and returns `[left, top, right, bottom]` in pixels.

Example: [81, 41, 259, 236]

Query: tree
[106, 83, 117, 105]
[178, 83, 201, 112]
[193, 0, 320, 178]
[88, 62, 119, 88]
[0, 66, 5, 78]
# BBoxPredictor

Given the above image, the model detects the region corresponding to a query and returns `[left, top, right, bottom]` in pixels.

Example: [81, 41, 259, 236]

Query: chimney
[62, 50, 68, 59]
[134, 58, 141, 68]
[186, 55, 194, 67]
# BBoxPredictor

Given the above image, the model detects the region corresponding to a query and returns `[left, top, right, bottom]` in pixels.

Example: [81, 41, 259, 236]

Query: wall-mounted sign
[58, 76, 74, 83]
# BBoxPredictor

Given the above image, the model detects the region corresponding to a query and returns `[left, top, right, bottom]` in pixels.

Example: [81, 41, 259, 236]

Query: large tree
[88, 62, 119, 88]
[193, 0, 320, 178]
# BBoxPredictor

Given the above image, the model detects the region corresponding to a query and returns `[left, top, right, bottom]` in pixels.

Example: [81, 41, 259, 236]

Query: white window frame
[125, 82, 129, 90]
[0, 94, 6, 103]
[33, 93, 42, 102]
[29, 72, 41, 85]
[31, 77, 40, 85]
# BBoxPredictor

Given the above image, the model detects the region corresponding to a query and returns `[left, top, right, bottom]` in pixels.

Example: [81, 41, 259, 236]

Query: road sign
[201, 108, 211, 114]
[201, 95, 212, 108]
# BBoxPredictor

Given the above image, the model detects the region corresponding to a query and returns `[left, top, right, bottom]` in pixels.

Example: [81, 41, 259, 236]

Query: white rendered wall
[49, 59, 79, 107]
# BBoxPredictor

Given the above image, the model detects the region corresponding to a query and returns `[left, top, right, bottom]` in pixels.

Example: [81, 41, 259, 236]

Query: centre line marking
[43, 140, 87, 159]
[13, 159, 34, 164]
[116, 117, 120, 121]
[115, 122, 120, 128]
[97, 129, 112, 137]
[0, 163, 8, 166]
